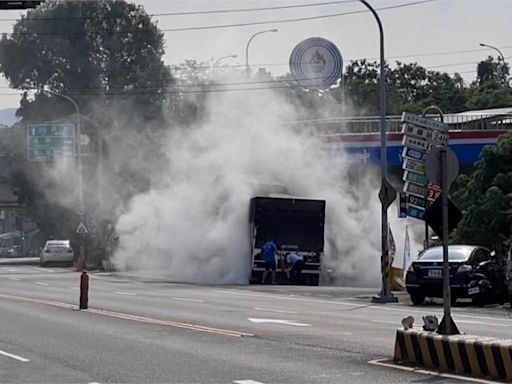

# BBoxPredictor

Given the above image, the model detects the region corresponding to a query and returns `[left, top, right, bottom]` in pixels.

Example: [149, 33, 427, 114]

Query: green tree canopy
[454, 131, 512, 249]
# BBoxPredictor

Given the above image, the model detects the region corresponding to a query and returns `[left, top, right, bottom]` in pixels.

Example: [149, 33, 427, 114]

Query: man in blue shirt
[261, 239, 278, 284]
[286, 251, 304, 284]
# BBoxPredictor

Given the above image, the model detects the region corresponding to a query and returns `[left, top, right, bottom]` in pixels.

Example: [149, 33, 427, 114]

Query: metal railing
[286, 113, 512, 135]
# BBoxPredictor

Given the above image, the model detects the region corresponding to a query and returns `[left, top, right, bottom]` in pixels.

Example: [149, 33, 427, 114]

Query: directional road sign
[402, 123, 448, 145]
[27, 123, 75, 162]
[402, 112, 449, 132]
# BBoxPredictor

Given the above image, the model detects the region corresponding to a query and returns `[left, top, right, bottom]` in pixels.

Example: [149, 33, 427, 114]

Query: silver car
[40, 240, 74, 266]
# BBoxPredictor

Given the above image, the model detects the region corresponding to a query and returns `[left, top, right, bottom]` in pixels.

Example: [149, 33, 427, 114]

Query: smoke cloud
[111, 74, 415, 287]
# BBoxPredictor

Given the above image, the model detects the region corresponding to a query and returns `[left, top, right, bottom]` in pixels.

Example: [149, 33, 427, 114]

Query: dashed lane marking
[8, 277, 20, 281]
[0, 348, 30, 362]
[113, 291, 137, 296]
[171, 297, 204, 303]
[34, 282, 49, 286]
[32, 267, 54, 273]
[0, 293, 254, 338]
[368, 359, 501, 383]
[233, 380, 266, 384]
[254, 307, 297, 314]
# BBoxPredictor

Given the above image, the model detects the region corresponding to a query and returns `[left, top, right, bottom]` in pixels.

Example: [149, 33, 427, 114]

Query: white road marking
[0, 348, 30, 362]
[7, 268, 18, 272]
[32, 267, 53, 273]
[8, 277, 20, 281]
[455, 319, 508, 327]
[34, 282, 49, 286]
[114, 291, 137, 296]
[69, 287, 80, 290]
[212, 289, 365, 308]
[248, 318, 311, 327]
[342, 332, 353, 335]
[368, 359, 500, 384]
[254, 307, 297, 314]
[234, 380, 266, 384]
[371, 319, 398, 325]
[171, 297, 204, 303]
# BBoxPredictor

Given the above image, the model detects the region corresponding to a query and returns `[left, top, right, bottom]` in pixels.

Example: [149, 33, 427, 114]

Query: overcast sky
[0, 0, 511, 110]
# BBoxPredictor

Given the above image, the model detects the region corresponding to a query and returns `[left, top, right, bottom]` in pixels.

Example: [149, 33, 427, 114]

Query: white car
[40, 240, 74, 266]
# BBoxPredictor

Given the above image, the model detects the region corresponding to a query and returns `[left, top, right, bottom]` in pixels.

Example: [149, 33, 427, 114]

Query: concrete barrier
[394, 329, 512, 381]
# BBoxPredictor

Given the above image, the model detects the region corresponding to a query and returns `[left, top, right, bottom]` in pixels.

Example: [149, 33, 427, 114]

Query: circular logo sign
[289, 37, 343, 90]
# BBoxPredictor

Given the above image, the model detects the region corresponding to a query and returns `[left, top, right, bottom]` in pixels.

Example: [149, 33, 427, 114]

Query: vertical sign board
[400, 113, 449, 220]
[27, 124, 75, 162]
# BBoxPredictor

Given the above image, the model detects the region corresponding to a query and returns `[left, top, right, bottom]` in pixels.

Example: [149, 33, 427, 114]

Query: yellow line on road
[0, 293, 254, 338]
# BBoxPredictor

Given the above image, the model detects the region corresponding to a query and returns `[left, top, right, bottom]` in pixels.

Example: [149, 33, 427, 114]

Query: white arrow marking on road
[248, 318, 311, 327]
[0, 348, 30, 362]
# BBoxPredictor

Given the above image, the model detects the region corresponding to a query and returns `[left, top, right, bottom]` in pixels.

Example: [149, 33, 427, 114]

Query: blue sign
[289, 37, 343, 90]
[407, 206, 425, 220]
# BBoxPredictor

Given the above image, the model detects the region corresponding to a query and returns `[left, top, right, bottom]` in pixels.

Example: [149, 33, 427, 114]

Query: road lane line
[0, 348, 30, 362]
[0, 293, 254, 338]
[114, 291, 137, 296]
[254, 307, 297, 314]
[233, 380, 266, 384]
[32, 267, 54, 273]
[171, 297, 204, 303]
[34, 282, 49, 286]
[455, 319, 508, 327]
[368, 359, 500, 383]
[69, 287, 80, 290]
[7, 268, 18, 272]
[8, 277, 20, 281]
[371, 319, 399, 325]
[212, 290, 366, 307]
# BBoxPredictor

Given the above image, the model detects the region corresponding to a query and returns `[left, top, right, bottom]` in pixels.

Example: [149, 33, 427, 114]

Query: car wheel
[39, 257, 45, 267]
[410, 293, 425, 305]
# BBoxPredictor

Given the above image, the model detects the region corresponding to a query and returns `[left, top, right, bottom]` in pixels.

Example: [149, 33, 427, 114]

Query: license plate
[468, 287, 480, 295]
[428, 269, 442, 278]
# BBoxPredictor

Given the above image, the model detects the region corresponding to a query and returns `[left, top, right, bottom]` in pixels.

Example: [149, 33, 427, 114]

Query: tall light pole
[357, 0, 396, 303]
[38, 87, 85, 265]
[479, 42, 505, 63]
[245, 29, 278, 75]
[213, 54, 237, 68]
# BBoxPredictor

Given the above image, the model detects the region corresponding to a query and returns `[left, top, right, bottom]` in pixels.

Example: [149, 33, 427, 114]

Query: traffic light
[0, 1, 44, 10]
[398, 192, 407, 218]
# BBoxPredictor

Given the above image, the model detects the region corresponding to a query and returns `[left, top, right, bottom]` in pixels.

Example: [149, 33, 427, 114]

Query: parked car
[467, 254, 509, 307]
[406, 245, 493, 305]
[7, 245, 22, 258]
[40, 240, 74, 266]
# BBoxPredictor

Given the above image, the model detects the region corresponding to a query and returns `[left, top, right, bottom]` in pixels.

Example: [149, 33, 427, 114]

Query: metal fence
[287, 113, 512, 135]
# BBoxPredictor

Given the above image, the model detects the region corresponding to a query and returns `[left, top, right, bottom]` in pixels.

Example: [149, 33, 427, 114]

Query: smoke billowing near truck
[249, 195, 326, 285]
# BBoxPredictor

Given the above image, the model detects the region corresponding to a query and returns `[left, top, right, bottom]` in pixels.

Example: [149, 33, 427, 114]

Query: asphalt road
[1, 264, 511, 383]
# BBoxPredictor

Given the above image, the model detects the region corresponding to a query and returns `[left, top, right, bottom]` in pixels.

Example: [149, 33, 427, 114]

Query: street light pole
[245, 29, 278, 75]
[357, 0, 395, 303]
[479, 42, 505, 63]
[39, 87, 85, 265]
[213, 54, 238, 68]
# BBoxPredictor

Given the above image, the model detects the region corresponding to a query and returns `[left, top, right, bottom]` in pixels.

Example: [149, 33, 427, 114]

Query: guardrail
[285, 113, 512, 135]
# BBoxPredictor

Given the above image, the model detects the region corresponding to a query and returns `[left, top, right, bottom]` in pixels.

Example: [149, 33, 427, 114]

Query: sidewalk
[0, 257, 39, 265]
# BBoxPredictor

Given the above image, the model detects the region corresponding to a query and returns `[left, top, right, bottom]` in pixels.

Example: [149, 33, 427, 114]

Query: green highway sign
[27, 123, 75, 162]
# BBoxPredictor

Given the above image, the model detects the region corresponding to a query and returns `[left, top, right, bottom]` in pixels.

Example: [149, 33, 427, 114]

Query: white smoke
[112, 80, 409, 286]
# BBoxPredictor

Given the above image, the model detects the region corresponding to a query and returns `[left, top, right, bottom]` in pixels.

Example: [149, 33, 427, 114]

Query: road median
[394, 329, 512, 381]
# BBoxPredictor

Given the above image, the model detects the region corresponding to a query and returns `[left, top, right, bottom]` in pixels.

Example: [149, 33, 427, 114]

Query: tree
[453, 131, 512, 249]
[0, 0, 172, 122]
[476, 56, 510, 86]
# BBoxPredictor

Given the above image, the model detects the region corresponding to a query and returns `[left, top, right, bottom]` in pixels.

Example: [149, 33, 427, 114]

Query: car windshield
[418, 246, 474, 262]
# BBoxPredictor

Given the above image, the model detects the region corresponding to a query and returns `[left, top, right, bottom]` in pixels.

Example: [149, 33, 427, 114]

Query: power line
[0, 1, 357, 21]
[1, 0, 438, 36]
[426, 56, 512, 70]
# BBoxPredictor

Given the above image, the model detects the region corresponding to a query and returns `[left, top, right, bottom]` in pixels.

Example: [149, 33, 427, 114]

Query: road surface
[0, 264, 511, 383]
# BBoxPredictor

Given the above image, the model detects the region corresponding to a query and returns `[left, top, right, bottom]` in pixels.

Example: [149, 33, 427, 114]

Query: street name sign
[400, 112, 449, 221]
[27, 123, 75, 162]
[402, 112, 449, 132]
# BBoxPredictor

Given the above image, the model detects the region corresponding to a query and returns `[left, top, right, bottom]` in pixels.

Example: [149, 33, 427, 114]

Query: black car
[406, 245, 492, 305]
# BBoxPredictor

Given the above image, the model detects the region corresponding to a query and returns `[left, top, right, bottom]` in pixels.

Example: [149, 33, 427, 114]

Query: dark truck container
[249, 196, 326, 285]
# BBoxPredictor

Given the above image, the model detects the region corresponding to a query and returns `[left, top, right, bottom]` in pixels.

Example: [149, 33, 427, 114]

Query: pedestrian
[261, 238, 278, 284]
[286, 251, 304, 284]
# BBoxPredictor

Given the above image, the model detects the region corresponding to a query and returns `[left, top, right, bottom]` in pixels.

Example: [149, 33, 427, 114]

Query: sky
[0, 0, 511, 110]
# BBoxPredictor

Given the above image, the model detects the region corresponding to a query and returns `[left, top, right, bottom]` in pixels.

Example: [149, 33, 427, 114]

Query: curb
[394, 329, 512, 381]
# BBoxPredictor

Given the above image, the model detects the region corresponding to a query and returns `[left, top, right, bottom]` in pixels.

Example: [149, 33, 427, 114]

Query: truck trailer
[249, 196, 326, 285]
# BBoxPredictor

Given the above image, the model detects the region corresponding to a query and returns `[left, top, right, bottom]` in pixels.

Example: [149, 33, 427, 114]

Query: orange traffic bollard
[79, 271, 89, 309]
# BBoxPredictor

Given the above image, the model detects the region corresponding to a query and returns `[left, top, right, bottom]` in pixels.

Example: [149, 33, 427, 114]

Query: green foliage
[453, 132, 512, 248]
